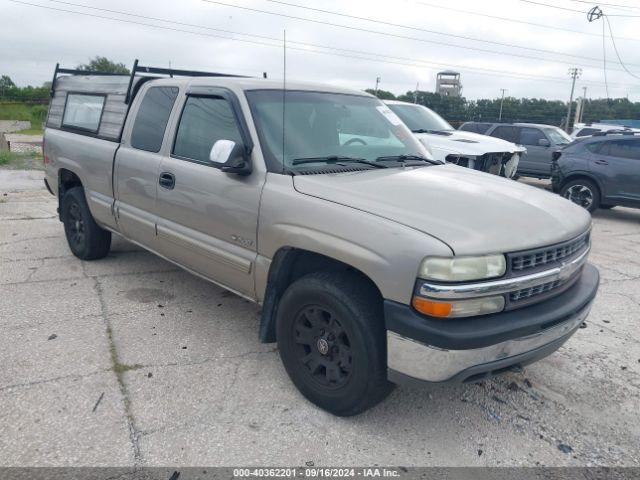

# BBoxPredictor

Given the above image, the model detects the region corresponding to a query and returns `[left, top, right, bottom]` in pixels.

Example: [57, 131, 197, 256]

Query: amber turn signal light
[412, 296, 453, 318]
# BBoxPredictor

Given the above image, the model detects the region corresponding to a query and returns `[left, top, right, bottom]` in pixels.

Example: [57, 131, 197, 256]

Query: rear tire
[560, 178, 600, 213]
[61, 186, 111, 260]
[276, 271, 393, 416]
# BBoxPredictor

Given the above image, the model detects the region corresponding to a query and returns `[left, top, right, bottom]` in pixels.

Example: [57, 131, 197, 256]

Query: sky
[2, 0, 640, 101]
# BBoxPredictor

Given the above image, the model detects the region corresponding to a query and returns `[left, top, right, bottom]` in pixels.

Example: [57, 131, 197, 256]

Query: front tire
[276, 271, 393, 416]
[560, 178, 600, 213]
[61, 187, 111, 260]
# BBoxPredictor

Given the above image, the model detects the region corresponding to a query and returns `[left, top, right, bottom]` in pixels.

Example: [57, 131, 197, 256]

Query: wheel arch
[57, 168, 84, 220]
[560, 172, 603, 196]
[258, 247, 383, 343]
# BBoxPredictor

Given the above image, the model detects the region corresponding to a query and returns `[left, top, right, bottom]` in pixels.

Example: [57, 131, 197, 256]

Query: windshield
[245, 90, 430, 171]
[386, 103, 454, 132]
[545, 127, 572, 145]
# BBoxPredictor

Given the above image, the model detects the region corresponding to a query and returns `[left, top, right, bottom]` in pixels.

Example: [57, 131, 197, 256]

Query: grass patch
[0, 150, 43, 170]
[113, 362, 144, 374]
[16, 125, 44, 135]
[0, 102, 47, 134]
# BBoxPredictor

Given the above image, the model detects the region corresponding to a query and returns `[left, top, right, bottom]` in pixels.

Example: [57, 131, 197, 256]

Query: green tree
[365, 88, 396, 100]
[0, 75, 16, 97]
[77, 56, 130, 74]
[0, 75, 16, 89]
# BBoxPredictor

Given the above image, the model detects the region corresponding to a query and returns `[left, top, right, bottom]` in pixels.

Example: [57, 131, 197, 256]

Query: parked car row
[43, 63, 599, 415]
[459, 121, 572, 179]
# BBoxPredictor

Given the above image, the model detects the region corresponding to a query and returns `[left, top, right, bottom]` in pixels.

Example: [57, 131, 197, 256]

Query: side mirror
[538, 138, 551, 147]
[209, 139, 251, 175]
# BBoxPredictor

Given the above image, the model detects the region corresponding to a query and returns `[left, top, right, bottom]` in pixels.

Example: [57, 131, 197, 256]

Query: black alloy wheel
[292, 305, 353, 389]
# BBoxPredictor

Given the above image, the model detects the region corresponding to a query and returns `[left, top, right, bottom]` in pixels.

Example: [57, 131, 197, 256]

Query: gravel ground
[0, 171, 639, 467]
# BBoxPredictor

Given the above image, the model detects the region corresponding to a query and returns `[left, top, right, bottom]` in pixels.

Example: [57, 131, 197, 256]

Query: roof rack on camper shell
[50, 58, 251, 101]
[47, 59, 256, 142]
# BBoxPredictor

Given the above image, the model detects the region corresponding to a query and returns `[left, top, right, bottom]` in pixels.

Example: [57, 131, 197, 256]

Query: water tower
[436, 71, 462, 97]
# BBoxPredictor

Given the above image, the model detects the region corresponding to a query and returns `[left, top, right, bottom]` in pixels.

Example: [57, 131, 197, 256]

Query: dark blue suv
[551, 132, 640, 212]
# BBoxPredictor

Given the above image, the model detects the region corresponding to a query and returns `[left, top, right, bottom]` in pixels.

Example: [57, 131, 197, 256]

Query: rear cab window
[130, 86, 179, 152]
[62, 93, 105, 133]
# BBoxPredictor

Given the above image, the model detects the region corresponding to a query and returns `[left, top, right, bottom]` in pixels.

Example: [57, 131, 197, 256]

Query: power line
[202, 0, 624, 70]
[523, 0, 640, 17]
[603, 17, 610, 99]
[12, 0, 594, 84]
[565, 0, 640, 11]
[605, 15, 640, 79]
[519, 0, 585, 13]
[7, 0, 637, 91]
[409, 0, 640, 43]
[264, 0, 608, 63]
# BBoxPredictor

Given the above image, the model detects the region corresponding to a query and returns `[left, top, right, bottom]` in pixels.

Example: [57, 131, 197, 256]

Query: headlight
[418, 255, 506, 282]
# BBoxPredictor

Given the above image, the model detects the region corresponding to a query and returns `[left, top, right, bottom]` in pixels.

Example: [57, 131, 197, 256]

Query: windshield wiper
[375, 154, 442, 165]
[291, 155, 387, 168]
[411, 128, 453, 135]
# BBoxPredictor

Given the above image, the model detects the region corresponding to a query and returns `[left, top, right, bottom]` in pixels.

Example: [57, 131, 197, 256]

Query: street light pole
[566, 68, 582, 132]
[374, 76, 380, 96]
[498, 88, 507, 121]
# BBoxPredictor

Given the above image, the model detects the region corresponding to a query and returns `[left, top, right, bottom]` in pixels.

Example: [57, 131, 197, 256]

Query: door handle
[159, 172, 175, 189]
[594, 159, 609, 165]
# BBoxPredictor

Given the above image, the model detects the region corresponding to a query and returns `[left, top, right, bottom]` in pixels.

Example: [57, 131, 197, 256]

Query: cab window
[131, 87, 179, 153]
[491, 126, 517, 143]
[173, 96, 243, 163]
[519, 127, 546, 146]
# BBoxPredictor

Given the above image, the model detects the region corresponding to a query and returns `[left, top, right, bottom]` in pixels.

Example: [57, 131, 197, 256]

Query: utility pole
[374, 76, 380, 96]
[566, 68, 582, 132]
[498, 88, 507, 122]
[413, 82, 419, 103]
[578, 86, 587, 123]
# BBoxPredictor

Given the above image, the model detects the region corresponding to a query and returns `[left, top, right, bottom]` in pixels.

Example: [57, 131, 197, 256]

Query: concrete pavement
[1, 173, 639, 466]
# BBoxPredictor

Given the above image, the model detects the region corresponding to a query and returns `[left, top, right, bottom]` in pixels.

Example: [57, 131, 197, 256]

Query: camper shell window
[62, 93, 106, 133]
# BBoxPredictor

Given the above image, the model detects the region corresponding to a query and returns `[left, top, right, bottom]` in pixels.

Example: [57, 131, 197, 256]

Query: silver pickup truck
[43, 63, 599, 416]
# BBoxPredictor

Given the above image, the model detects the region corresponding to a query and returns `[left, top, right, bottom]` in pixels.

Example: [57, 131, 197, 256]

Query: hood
[414, 130, 525, 160]
[293, 164, 591, 255]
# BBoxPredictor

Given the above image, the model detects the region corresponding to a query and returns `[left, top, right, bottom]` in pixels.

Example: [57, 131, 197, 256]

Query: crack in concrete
[87, 263, 142, 465]
[0, 369, 110, 393]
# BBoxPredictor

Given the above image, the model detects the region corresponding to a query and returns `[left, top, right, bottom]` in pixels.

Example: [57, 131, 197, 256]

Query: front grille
[510, 280, 562, 302]
[510, 232, 589, 274]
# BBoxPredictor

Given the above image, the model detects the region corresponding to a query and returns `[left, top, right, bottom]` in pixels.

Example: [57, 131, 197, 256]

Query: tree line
[367, 88, 639, 128]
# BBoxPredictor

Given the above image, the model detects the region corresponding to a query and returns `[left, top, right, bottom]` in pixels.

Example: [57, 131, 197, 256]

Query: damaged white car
[385, 100, 525, 178]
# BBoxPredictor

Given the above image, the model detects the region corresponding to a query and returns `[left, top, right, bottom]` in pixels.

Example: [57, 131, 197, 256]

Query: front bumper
[386, 263, 599, 384]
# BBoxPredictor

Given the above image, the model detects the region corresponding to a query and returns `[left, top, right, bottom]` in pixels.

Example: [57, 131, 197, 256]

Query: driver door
[155, 90, 263, 298]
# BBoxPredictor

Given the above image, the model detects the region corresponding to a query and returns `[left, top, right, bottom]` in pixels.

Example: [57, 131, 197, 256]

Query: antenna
[282, 29, 287, 174]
